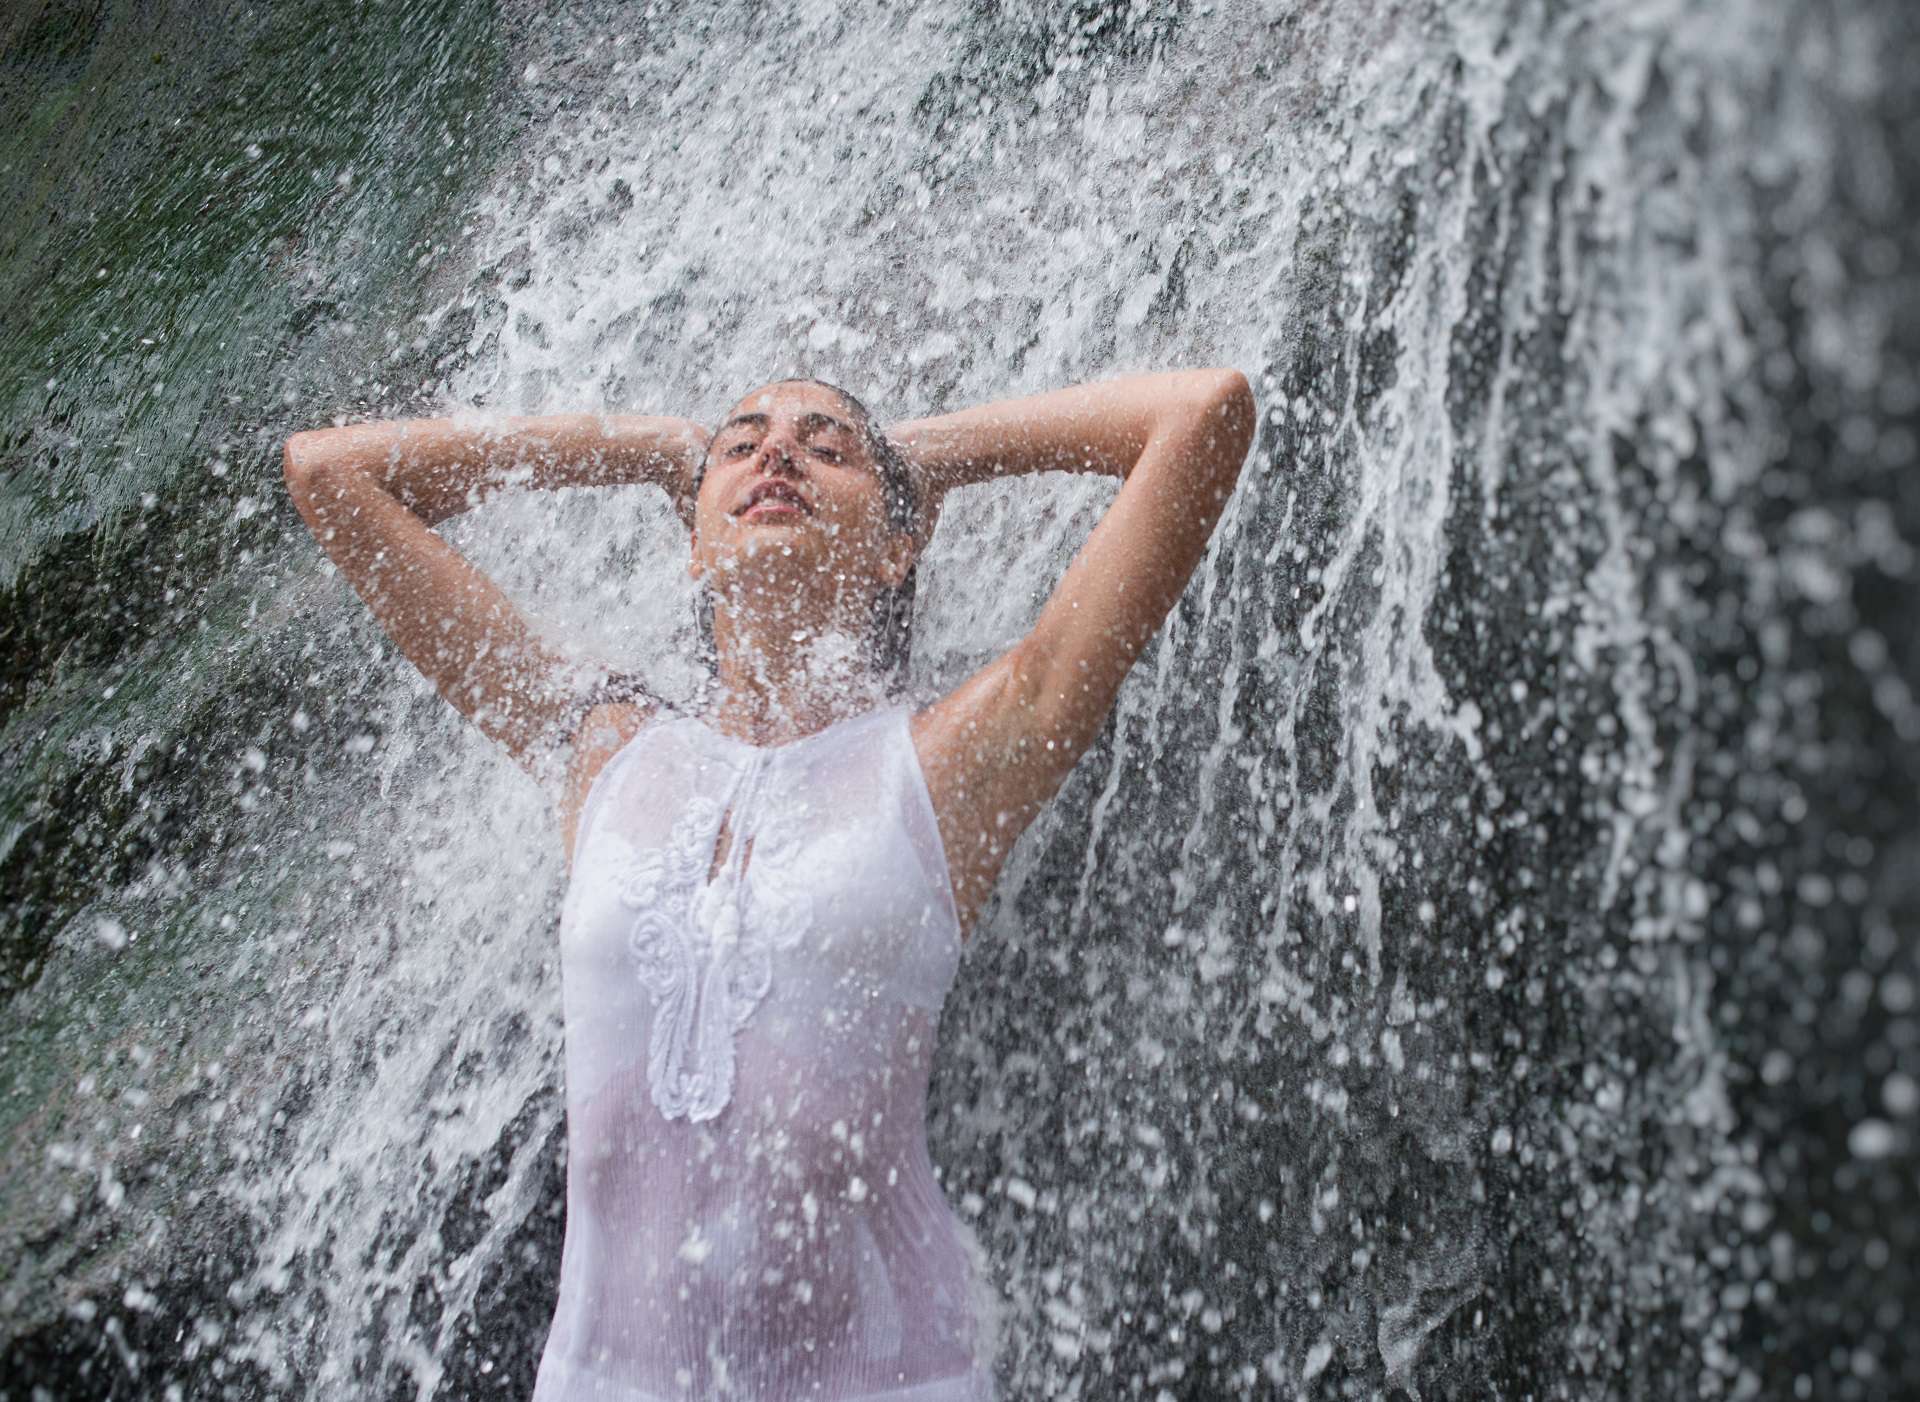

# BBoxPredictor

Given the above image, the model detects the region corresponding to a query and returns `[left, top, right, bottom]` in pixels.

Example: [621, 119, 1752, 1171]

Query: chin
[709, 534, 823, 586]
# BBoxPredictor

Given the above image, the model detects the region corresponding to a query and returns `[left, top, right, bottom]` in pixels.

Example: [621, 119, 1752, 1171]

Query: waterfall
[3, 1, 1915, 1398]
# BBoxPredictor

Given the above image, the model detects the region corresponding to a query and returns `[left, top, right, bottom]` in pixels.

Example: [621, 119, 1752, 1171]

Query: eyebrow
[717, 410, 855, 438]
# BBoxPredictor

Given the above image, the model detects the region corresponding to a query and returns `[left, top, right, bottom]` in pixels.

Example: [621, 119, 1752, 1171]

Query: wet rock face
[4, 0, 1917, 1399]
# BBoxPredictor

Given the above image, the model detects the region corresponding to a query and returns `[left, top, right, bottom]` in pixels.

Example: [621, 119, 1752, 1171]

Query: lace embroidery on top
[617, 764, 813, 1122]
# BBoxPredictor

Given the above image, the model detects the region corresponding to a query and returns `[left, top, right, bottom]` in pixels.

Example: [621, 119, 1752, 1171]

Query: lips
[736, 479, 812, 518]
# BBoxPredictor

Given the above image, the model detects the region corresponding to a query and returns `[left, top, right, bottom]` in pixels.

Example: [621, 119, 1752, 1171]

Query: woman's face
[688, 380, 914, 613]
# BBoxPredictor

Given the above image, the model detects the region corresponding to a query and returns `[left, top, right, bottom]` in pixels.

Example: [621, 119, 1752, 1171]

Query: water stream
[3, 1, 1915, 1398]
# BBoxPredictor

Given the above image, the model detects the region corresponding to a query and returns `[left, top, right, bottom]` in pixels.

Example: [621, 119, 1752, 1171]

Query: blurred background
[2, 0, 1915, 1397]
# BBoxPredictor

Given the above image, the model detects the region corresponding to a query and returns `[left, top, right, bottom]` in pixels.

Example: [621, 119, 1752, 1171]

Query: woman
[283, 367, 1256, 1401]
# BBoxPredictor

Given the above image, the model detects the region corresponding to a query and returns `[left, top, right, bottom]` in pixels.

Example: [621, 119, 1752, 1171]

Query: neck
[706, 603, 891, 743]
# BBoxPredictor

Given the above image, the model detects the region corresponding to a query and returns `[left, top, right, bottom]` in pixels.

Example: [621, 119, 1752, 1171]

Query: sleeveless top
[531, 703, 996, 1402]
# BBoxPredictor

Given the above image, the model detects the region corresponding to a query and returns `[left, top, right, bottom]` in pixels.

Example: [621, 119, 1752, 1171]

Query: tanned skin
[284, 369, 1257, 940]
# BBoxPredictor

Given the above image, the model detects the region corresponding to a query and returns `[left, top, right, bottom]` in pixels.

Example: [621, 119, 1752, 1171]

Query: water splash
[2, 0, 1913, 1398]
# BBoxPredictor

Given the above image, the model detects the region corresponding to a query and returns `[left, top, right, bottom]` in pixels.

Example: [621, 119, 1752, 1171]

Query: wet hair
[689, 378, 919, 696]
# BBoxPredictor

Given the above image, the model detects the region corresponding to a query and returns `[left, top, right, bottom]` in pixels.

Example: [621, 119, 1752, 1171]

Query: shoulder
[565, 692, 666, 791]
[531, 669, 654, 778]
[543, 669, 657, 760]
[559, 696, 667, 869]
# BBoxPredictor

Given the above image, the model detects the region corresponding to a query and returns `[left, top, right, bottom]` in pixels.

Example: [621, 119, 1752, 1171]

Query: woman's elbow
[283, 435, 313, 498]
[1202, 369, 1256, 461]
[283, 430, 351, 508]
[284, 426, 359, 484]
[283, 429, 324, 479]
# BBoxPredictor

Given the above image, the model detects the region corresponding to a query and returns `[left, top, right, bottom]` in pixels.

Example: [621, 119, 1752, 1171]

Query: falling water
[3, 1, 1916, 1398]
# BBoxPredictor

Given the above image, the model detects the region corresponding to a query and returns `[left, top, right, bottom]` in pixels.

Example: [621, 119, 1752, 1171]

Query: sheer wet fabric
[533, 705, 996, 1401]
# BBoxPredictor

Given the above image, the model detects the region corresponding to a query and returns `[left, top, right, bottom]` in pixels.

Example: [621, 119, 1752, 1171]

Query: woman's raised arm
[891, 369, 1257, 929]
[283, 413, 707, 782]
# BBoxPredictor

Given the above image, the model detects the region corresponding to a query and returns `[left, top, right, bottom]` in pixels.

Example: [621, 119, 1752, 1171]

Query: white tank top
[532, 703, 996, 1402]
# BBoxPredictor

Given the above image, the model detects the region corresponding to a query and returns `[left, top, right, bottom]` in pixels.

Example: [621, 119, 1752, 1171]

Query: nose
[755, 432, 803, 474]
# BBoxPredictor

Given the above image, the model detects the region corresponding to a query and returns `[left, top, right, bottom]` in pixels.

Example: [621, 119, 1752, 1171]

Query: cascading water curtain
[3, 2, 1915, 1399]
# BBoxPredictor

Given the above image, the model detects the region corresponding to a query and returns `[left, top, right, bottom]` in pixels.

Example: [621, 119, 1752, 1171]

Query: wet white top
[532, 703, 994, 1402]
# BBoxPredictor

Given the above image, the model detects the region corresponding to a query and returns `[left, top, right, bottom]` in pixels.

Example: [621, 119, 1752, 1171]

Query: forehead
[725, 380, 848, 418]
[720, 381, 857, 430]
